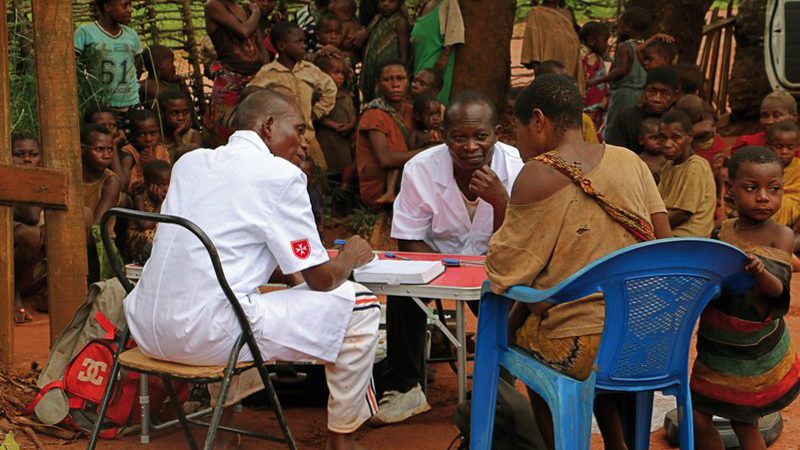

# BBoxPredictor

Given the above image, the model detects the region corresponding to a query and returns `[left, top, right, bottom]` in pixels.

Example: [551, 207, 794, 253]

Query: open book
[353, 257, 445, 285]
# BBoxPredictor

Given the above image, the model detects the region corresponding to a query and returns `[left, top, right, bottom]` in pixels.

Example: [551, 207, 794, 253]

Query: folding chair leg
[203, 371, 235, 450]
[162, 375, 199, 450]
[256, 365, 298, 450]
[87, 352, 123, 450]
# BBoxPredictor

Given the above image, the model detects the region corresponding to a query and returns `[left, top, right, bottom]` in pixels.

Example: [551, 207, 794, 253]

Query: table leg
[139, 374, 150, 444]
[456, 301, 466, 403]
[409, 297, 461, 350]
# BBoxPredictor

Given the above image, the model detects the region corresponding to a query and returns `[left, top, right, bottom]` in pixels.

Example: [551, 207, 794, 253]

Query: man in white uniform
[124, 91, 379, 450]
[372, 91, 524, 424]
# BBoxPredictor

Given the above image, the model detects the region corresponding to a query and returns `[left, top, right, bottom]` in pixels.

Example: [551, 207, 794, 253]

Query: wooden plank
[31, 0, 88, 343]
[0, 165, 69, 208]
[0, 0, 15, 365]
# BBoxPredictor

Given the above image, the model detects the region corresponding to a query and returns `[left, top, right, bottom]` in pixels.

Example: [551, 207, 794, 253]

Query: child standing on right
[768, 121, 800, 230]
[74, 0, 142, 111]
[692, 146, 799, 450]
[657, 110, 716, 237]
[315, 55, 358, 192]
[588, 6, 651, 136]
[579, 21, 610, 132]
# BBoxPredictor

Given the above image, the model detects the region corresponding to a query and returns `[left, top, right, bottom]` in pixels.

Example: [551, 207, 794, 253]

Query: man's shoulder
[407, 144, 450, 168]
[494, 142, 522, 161]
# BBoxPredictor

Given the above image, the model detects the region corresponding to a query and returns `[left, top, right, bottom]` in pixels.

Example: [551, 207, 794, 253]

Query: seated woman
[485, 74, 671, 450]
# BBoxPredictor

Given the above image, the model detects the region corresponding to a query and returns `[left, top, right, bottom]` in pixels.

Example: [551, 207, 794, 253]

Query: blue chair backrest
[538, 238, 752, 390]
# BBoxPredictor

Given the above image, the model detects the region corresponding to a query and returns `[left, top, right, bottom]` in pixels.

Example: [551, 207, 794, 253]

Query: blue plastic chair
[469, 238, 753, 450]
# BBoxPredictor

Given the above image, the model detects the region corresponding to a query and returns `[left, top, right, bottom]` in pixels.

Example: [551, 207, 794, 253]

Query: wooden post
[181, 0, 206, 117]
[31, 0, 88, 342]
[0, 0, 15, 365]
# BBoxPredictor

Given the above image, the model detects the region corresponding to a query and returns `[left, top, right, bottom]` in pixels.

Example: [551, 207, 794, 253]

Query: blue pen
[333, 239, 347, 246]
[384, 252, 411, 261]
[442, 258, 484, 267]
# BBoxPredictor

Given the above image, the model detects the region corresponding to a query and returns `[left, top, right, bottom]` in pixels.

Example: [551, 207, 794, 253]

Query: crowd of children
[8, 0, 800, 447]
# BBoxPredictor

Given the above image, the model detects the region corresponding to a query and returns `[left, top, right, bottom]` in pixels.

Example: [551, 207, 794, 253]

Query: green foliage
[1, 432, 20, 450]
[350, 206, 379, 237]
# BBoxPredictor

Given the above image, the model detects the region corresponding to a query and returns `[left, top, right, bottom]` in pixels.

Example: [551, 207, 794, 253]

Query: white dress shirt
[391, 142, 524, 255]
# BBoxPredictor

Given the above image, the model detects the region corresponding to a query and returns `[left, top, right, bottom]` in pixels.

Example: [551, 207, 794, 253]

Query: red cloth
[731, 131, 767, 154]
[694, 134, 726, 163]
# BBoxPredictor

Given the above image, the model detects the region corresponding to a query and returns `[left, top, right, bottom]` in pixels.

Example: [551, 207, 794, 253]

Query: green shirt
[74, 22, 142, 108]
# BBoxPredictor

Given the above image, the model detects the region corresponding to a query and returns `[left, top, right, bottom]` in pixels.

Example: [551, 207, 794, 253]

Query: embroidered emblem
[291, 239, 310, 260]
[77, 358, 108, 386]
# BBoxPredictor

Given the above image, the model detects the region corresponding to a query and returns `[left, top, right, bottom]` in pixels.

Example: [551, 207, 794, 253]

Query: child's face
[378, 0, 402, 15]
[330, 0, 355, 20]
[90, 112, 119, 136]
[162, 98, 190, 131]
[83, 132, 114, 170]
[638, 126, 662, 155]
[377, 64, 409, 103]
[155, 52, 177, 79]
[659, 122, 692, 161]
[641, 49, 670, 71]
[769, 130, 799, 168]
[318, 20, 344, 47]
[411, 71, 437, 98]
[12, 138, 41, 167]
[416, 101, 442, 130]
[255, 0, 277, 17]
[588, 33, 609, 56]
[760, 99, 797, 130]
[323, 59, 346, 88]
[692, 118, 716, 144]
[130, 118, 161, 152]
[104, 0, 133, 25]
[279, 28, 308, 61]
[729, 162, 784, 223]
[147, 169, 171, 201]
[643, 82, 677, 114]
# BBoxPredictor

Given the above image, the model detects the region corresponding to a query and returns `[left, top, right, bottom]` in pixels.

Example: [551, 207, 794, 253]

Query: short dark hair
[127, 108, 157, 130]
[507, 86, 524, 101]
[620, 6, 652, 33]
[579, 21, 609, 44]
[318, 12, 342, 29]
[674, 63, 704, 95]
[142, 45, 173, 76]
[536, 60, 566, 75]
[674, 94, 706, 124]
[80, 123, 112, 146]
[444, 90, 498, 129]
[11, 132, 38, 147]
[157, 89, 190, 108]
[314, 54, 345, 73]
[413, 94, 440, 115]
[660, 109, 693, 134]
[514, 74, 583, 134]
[767, 120, 800, 143]
[639, 117, 661, 134]
[729, 146, 782, 180]
[643, 39, 676, 63]
[645, 66, 679, 90]
[143, 160, 171, 184]
[83, 104, 115, 124]
[377, 58, 407, 78]
[270, 21, 302, 47]
[416, 68, 443, 92]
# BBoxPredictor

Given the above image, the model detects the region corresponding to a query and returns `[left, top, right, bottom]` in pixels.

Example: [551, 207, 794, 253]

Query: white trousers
[210, 284, 380, 433]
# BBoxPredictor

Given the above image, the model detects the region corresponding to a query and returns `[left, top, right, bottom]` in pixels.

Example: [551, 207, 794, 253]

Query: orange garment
[355, 104, 413, 208]
[121, 144, 171, 193]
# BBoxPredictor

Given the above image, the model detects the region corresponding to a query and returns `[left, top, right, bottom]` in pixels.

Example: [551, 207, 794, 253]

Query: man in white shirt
[124, 91, 379, 450]
[372, 91, 524, 425]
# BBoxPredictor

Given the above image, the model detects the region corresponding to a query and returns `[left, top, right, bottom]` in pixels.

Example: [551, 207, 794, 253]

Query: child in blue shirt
[74, 0, 142, 110]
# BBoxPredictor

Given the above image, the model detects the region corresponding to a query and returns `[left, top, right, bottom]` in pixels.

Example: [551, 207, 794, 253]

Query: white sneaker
[370, 384, 432, 426]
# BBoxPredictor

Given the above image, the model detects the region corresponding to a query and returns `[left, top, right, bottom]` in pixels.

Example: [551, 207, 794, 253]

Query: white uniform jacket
[391, 142, 524, 255]
[124, 131, 354, 365]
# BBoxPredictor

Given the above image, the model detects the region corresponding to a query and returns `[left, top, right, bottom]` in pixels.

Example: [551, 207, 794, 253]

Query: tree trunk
[626, 0, 713, 63]
[451, 0, 515, 109]
[727, 0, 771, 121]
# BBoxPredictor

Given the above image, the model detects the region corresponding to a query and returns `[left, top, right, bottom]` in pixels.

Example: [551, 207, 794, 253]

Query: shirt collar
[266, 59, 308, 73]
[228, 130, 271, 154]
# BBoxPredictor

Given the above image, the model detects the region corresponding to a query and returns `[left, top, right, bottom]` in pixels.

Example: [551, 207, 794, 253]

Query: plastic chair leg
[551, 386, 593, 450]
[468, 297, 505, 450]
[162, 375, 199, 450]
[675, 384, 694, 450]
[634, 391, 654, 450]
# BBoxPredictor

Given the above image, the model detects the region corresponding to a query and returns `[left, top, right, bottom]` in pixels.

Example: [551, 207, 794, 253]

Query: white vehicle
[765, 0, 800, 93]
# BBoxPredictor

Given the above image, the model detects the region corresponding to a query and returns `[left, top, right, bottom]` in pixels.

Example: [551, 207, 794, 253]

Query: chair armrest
[481, 280, 558, 304]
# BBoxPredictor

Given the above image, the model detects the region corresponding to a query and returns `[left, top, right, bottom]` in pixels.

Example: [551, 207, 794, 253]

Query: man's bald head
[232, 90, 301, 132]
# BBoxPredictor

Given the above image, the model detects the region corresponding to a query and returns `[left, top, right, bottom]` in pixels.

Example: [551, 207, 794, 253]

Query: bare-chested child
[119, 109, 171, 194]
[157, 90, 202, 160]
[127, 160, 171, 263]
[410, 94, 443, 150]
[638, 117, 665, 182]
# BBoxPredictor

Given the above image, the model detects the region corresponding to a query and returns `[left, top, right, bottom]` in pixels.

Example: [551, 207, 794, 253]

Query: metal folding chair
[87, 207, 298, 450]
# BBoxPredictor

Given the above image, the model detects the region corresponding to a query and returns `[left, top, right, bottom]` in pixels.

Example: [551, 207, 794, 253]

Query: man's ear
[494, 124, 503, 137]
[532, 109, 547, 132]
[261, 115, 276, 141]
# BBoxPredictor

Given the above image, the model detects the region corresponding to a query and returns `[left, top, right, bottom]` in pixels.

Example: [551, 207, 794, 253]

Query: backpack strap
[94, 310, 117, 340]
[534, 152, 657, 242]
[24, 379, 65, 415]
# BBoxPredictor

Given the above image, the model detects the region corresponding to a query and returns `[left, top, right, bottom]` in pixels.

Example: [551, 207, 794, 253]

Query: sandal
[14, 306, 33, 324]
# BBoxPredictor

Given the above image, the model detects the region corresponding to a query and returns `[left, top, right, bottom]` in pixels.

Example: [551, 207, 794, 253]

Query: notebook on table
[353, 258, 445, 285]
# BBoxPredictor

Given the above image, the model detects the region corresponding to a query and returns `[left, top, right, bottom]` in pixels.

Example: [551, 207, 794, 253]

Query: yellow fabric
[520, 7, 584, 92]
[438, 0, 465, 47]
[774, 157, 800, 227]
[486, 145, 666, 336]
[658, 154, 716, 237]
[582, 113, 599, 144]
